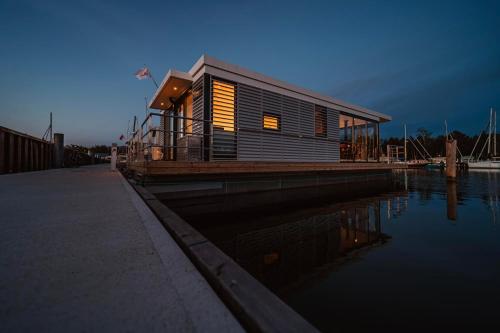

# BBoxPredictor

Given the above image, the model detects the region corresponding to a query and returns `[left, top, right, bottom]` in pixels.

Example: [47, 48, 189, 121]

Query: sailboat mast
[494, 110, 497, 156]
[404, 123, 407, 162]
[487, 108, 492, 156]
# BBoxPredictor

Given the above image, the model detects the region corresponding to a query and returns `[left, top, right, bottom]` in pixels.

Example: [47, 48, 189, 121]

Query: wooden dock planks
[128, 160, 405, 176]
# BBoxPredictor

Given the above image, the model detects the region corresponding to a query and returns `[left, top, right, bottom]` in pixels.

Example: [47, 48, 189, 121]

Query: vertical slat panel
[8, 133, 15, 173]
[0, 130, 5, 174]
[327, 108, 339, 140]
[29, 140, 34, 171]
[34, 142, 39, 171]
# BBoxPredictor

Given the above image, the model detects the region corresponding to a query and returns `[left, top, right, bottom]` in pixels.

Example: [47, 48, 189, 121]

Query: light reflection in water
[166, 170, 500, 331]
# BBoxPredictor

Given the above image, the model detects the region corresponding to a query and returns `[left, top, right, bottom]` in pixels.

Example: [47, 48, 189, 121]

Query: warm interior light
[212, 80, 235, 132]
[173, 86, 178, 91]
[263, 114, 279, 130]
[160, 102, 164, 106]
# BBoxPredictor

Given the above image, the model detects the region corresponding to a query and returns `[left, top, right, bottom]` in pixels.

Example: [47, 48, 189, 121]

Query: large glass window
[353, 118, 367, 160]
[339, 114, 353, 160]
[339, 113, 379, 161]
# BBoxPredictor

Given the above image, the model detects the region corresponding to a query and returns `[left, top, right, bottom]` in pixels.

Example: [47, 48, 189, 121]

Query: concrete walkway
[0, 165, 243, 332]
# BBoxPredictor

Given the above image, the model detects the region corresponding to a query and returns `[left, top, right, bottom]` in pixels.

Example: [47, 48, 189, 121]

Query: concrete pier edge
[128, 178, 319, 333]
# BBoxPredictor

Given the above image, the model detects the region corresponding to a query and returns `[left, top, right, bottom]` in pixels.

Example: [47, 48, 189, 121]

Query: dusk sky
[1, 0, 499, 146]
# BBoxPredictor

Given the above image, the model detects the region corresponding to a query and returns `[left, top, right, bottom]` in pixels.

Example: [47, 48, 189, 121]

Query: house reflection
[447, 180, 457, 221]
[176, 189, 407, 296]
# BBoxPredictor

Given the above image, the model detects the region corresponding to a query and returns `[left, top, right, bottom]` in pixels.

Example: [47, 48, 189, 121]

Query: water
[167, 170, 500, 332]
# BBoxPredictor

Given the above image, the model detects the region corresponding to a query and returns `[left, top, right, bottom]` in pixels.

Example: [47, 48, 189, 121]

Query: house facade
[147, 55, 391, 162]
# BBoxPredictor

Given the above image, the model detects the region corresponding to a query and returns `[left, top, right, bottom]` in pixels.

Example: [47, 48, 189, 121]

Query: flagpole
[144, 63, 159, 88]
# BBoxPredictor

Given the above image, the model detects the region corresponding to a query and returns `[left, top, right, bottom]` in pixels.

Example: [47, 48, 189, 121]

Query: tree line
[381, 128, 499, 159]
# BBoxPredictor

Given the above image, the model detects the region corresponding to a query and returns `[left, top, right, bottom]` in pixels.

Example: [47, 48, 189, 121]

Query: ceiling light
[173, 86, 178, 91]
[160, 102, 164, 106]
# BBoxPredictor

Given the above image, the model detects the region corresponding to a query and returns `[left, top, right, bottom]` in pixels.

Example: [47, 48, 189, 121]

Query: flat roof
[151, 55, 391, 122]
[148, 70, 192, 109]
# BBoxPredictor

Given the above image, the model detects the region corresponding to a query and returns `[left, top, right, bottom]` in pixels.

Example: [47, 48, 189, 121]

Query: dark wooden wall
[0, 126, 53, 174]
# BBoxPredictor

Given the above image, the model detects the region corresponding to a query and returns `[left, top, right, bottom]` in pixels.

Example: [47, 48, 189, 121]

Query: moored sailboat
[467, 108, 499, 170]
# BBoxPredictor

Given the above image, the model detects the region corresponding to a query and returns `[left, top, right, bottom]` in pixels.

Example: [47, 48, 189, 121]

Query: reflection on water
[210, 197, 393, 295]
[168, 170, 500, 331]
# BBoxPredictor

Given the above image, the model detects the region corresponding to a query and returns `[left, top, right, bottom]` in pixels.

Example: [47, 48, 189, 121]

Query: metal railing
[127, 112, 239, 163]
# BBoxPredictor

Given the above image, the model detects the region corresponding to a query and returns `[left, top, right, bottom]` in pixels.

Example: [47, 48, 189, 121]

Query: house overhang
[149, 70, 193, 110]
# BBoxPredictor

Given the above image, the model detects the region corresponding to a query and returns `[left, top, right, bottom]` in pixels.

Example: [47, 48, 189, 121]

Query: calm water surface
[169, 170, 500, 332]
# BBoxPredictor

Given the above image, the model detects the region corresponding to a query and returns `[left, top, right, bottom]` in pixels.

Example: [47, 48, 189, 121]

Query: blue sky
[0, 0, 499, 145]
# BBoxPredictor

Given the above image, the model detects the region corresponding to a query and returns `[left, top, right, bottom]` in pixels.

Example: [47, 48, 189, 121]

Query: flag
[119, 134, 125, 141]
[135, 67, 150, 80]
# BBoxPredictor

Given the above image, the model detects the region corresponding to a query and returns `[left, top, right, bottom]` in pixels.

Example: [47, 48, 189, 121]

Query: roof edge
[196, 54, 392, 122]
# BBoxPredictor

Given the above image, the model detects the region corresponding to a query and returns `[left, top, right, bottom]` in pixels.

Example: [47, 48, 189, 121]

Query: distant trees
[90, 145, 111, 154]
[416, 128, 432, 144]
[382, 128, 499, 159]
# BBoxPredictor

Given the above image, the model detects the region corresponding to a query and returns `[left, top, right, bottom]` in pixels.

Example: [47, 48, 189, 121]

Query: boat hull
[467, 161, 500, 169]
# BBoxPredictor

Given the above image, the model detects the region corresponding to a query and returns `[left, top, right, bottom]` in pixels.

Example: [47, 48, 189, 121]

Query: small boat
[406, 160, 429, 168]
[426, 162, 445, 170]
[468, 159, 500, 170]
[466, 108, 498, 170]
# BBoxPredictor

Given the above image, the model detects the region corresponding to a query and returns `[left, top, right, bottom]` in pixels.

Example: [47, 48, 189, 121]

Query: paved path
[0, 165, 243, 332]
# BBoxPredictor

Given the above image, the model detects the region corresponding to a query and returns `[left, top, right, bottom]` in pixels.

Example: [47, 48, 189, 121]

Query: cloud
[330, 55, 500, 136]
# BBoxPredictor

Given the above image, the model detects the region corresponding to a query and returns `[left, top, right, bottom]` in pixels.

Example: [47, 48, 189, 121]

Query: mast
[494, 110, 497, 156]
[487, 108, 492, 156]
[49, 112, 53, 143]
[404, 123, 407, 162]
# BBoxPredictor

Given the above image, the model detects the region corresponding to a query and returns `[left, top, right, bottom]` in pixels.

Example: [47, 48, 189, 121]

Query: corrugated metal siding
[236, 83, 340, 162]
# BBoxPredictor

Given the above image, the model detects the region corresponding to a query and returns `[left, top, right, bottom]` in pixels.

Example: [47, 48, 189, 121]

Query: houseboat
[131, 55, 391, 166]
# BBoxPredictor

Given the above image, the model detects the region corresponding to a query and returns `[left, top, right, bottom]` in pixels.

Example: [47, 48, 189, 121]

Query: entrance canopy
[149, 70, 193, 110]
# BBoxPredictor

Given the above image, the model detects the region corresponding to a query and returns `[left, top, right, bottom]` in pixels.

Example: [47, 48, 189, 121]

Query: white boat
[468, 160, 500, 170]
[467, 108, 499, 170]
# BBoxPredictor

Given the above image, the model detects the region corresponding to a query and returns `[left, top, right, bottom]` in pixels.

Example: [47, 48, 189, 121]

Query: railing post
[162, 111, 167, 160]
[111, 143, 117, 171]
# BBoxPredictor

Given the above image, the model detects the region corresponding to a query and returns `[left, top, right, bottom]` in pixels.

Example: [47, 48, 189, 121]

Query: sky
[0, 0, 499, 145]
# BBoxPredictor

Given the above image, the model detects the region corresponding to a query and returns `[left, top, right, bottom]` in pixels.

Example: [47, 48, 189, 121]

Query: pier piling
[53, 133, 64, 168]
[446, 139, 457, 179]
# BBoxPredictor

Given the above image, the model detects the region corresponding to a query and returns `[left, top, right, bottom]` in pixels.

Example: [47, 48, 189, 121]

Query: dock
[0, 165, 243, 332]
[128, 160, 402, 177]
[0, 161, 403, 332]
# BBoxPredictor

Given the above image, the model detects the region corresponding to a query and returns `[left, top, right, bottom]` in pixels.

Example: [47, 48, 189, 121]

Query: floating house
[142, 55, 391, 163]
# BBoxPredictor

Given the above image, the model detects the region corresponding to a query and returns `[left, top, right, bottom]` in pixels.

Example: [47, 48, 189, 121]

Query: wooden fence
[0, 126, 53, 174]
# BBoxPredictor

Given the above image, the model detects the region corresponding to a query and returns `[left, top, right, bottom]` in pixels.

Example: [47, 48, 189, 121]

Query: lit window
[263, 114, 280, 130]
[315, 105, 327, 137]
[212, 80, 235, 132]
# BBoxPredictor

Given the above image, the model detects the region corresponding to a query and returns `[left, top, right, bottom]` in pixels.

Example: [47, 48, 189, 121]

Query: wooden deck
[128, 160, 406, 176]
